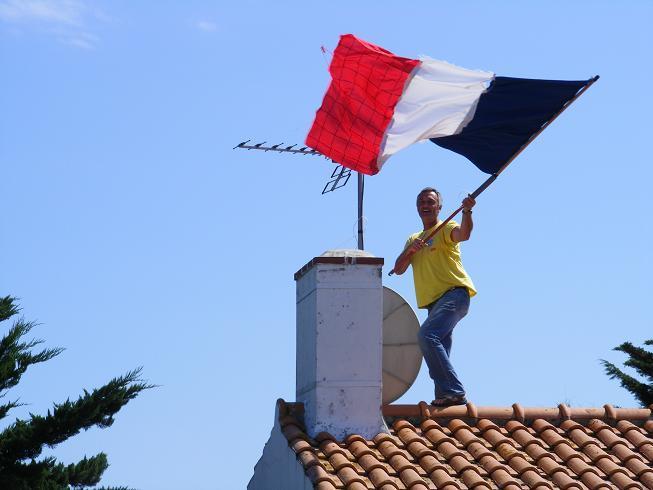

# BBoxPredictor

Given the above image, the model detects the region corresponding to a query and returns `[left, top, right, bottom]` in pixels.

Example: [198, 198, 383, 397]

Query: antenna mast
[357, 173, 364, 250]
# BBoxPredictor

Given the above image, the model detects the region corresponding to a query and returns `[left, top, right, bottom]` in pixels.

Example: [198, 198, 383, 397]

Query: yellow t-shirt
[406, 220, 476, 308]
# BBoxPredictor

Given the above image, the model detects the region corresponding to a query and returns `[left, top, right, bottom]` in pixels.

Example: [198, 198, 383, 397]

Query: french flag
[306, 34, 593, 176]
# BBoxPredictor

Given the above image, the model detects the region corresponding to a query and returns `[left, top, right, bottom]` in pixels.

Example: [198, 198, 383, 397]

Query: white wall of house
[247, 403, 313, 490]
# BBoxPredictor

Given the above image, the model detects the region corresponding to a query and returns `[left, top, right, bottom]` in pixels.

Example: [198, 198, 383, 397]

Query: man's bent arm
[393, 239, 425, 275]
[393, 253, 411, 275]
[451, 197, 475, 243]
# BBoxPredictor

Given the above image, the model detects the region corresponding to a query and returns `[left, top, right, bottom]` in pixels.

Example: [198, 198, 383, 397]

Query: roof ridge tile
[465, 402, 478, 420]
[418, 401, 431, 421]
[511, 403, 525, 423]
[603, 404, 617, 422]
[383, 403, 653, 425]
[559, 403, 572, 421]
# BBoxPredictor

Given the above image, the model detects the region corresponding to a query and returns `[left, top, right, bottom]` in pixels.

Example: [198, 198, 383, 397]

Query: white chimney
[294, 249, 387, 440]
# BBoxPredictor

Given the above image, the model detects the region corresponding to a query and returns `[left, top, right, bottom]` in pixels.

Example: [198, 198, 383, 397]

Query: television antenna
[234, 140, 365, 249]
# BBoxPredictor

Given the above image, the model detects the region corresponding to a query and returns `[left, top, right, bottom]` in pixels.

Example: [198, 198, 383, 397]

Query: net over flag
[306, 34, 594, 176]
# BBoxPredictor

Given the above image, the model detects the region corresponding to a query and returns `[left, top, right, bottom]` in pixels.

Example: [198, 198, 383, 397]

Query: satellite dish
[382, 286, 422, 404]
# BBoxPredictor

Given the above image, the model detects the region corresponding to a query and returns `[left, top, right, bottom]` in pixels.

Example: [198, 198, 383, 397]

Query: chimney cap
[294, 249, 384, 280]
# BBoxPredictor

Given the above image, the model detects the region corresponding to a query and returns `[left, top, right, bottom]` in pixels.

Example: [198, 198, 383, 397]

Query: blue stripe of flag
[431, 77, 592, 174]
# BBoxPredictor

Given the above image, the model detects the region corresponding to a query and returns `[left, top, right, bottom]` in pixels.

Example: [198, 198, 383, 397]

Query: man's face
[417, 191, 441, 221]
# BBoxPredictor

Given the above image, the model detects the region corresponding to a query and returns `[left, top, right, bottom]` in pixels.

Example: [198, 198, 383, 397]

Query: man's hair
[417, 187, 442, 206]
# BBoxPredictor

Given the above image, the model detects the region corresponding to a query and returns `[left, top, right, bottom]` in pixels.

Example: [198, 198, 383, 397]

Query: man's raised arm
[450, 196, 475, 243]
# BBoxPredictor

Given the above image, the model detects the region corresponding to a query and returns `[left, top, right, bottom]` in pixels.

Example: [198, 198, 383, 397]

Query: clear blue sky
[1, 1, 651, 489]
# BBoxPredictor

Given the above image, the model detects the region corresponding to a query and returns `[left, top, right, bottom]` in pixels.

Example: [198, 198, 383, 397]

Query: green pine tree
[601, 339, 653, 407]
[0, 296, 153, 489]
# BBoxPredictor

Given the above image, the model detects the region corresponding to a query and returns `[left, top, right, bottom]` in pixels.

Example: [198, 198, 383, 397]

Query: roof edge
[280, 400, 652, 426]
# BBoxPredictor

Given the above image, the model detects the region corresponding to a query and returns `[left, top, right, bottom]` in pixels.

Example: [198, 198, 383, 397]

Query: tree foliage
[0, 296, 152, 489]
[601, 339, 653, 407]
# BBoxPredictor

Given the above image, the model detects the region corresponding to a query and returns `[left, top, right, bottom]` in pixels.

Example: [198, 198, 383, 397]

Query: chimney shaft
[295, 251, 387, 440]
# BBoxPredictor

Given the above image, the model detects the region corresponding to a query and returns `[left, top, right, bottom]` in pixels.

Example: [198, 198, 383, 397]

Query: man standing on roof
[393, 187, 476, 407]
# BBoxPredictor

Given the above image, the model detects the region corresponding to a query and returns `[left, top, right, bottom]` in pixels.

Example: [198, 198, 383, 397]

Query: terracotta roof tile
[275, 399, 653, 489]
[588, 419, 653, 487]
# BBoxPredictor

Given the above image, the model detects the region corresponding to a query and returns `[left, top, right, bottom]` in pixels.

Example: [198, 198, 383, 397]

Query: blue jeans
[418, 287, 470, 399]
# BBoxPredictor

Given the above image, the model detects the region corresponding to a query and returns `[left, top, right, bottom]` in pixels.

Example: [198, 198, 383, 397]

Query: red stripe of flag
[306, 34, 420, 175]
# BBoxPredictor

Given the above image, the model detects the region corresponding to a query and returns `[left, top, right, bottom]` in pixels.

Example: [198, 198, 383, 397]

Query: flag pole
[388, 75, 599, 276]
